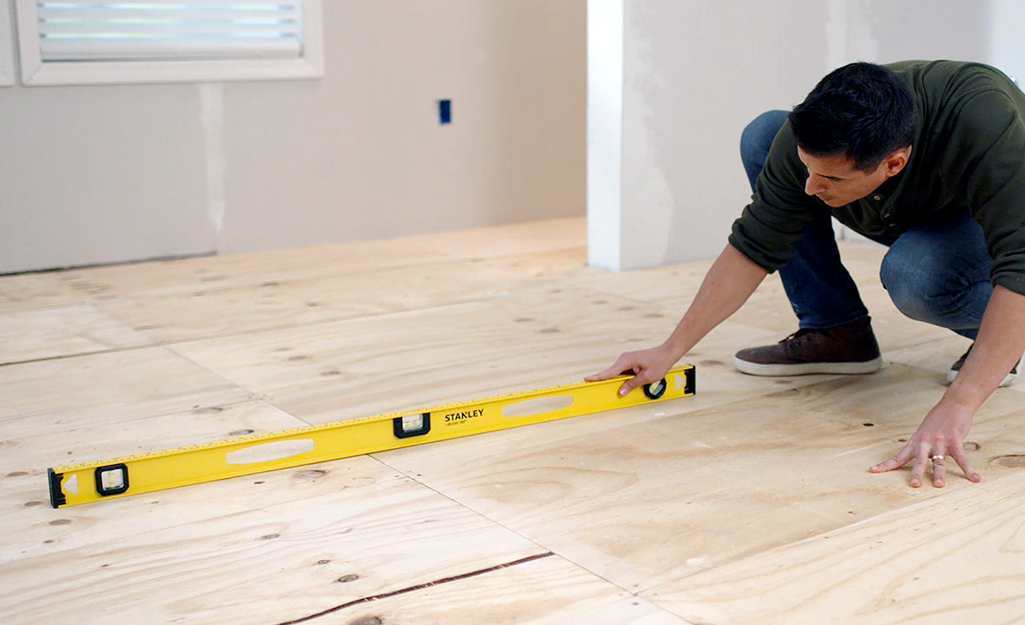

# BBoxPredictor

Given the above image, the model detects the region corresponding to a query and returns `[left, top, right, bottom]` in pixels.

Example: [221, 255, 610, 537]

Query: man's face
[797, 147, 908, 207]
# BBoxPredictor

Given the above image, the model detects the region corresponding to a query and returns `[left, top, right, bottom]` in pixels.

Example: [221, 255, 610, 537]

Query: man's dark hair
[789, 62, 916, 171]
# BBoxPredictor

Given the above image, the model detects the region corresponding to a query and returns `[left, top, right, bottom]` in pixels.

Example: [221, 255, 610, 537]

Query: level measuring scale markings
[47, 366, 695, 508]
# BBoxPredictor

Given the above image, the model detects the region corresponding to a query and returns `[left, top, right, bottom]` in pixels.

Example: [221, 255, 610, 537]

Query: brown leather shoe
[734, 317, 883, 376]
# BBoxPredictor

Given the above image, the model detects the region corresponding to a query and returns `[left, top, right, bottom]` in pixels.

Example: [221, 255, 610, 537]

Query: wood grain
[0, 466, 547, 625]
[375, 364, 1025, 594]
[646, 471, 1025, 625]
[0, 273, 84, 314]
[0, 304, 152, 364]
[0, 347, 253, 431]
[3, 218, 1023, 625]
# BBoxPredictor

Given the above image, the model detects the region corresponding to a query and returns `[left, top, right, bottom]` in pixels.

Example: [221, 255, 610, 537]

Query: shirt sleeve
[946, 89, 1025, 296]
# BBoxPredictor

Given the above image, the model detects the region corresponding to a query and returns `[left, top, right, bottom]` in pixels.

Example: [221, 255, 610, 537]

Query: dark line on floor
[273, 552, 554, 625]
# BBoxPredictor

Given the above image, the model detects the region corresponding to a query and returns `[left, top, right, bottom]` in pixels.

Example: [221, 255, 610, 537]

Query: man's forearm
[944, 285, 1025, 411]
[663, 243, 769, 359]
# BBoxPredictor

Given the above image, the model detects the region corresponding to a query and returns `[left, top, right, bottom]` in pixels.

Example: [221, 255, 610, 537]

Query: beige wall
[591, 0, 1022, 270]
[0, 1, 586, 274]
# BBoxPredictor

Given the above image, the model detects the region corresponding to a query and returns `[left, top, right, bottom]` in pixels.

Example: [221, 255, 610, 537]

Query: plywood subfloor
[2, 217, 1023, 625]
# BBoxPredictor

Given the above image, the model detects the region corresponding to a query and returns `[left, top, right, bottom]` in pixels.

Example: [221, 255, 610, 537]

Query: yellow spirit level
[48, 366, 695, 508]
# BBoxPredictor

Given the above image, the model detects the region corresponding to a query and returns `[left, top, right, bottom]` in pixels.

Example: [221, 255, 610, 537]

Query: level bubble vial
[393, 413, 431, 439]
[643, 378, 667, 400]
[95, 464, 130, 496]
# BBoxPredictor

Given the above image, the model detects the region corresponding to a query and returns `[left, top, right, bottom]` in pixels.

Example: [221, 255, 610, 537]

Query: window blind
[35, 1, 303, 62]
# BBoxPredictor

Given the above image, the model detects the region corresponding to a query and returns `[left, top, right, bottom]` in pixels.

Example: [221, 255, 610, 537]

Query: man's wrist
[935, 382, 984, 425]
[658, 339, 686, 365]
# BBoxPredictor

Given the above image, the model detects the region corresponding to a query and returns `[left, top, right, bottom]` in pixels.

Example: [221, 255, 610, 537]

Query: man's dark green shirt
[729, 60, 1025, 297]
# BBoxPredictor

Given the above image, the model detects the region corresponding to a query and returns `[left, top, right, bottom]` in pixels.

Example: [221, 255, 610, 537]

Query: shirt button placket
[877, 196, 897, 229]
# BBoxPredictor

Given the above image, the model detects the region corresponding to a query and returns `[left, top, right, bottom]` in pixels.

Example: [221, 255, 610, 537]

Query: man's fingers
[869, 457, 902, 472]
[948, 447, 982, 483]
[909, 451, 930, 488]
[618, 370, 661, 397]
[932, 456, 946, 487]
[585, 360, 632, 382]
[584, 365, 622, 382]
[871, 443, 982, 487]
[908, 445, 934, 488]
[869, 447, 913, 473]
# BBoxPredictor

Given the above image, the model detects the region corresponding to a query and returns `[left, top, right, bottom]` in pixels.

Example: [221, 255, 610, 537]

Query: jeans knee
[880, 251, 926, 317]
[880, 214, 992, 333]
[881, 249, 962, 322]
[739, 117, 762, 166]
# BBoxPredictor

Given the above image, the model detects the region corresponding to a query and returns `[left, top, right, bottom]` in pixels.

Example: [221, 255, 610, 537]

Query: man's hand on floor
[869, 399, 981, 487]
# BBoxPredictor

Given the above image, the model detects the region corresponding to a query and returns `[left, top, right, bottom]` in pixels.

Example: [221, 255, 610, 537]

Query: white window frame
[14, 0, 323, 86]
[1, 0, 14, 86]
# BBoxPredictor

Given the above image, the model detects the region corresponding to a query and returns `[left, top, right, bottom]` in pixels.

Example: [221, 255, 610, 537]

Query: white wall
[0, 0, 586, 274]
[586, 0, 625, 270]
[590, 0, 1023, 270]
[988, 0, 1025, 84]
[589, 0, 830, 270]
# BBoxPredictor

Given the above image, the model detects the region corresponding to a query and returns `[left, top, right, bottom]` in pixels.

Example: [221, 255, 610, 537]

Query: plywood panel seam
[271, 552, 556, 625]
[161, 298, 506, 349]
[367, 454, 595, 577]
[0, 344, 150, 370]
[255, 393, 320, 428]
[73, 257, 508, 298]
[165, 345, 298, 403]
[369, 455, 669, 605]
[564, 282, 693, 312]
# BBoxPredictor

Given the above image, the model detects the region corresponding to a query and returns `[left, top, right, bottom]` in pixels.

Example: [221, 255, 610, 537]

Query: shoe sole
[946, 369, 1018, 388]
[733, 356, 884, 377]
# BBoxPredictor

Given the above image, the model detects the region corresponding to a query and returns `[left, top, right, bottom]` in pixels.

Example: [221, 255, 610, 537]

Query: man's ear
[884, 145, 912, 177]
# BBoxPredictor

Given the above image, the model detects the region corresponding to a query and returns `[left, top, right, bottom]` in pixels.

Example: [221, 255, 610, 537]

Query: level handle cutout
[502, 395, 575, 418]
[225, 439, 315, 465]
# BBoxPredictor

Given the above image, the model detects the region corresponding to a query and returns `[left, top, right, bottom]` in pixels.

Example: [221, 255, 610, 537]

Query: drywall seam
[199, 82, 226, 251]
[619, 0, 673, 270]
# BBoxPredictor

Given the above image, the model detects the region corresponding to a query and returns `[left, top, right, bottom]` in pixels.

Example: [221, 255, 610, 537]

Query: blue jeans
[740, 110, 991, 340]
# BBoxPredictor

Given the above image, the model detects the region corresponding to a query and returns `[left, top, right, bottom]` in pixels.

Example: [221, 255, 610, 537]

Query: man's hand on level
[586, 343, 678, 397]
